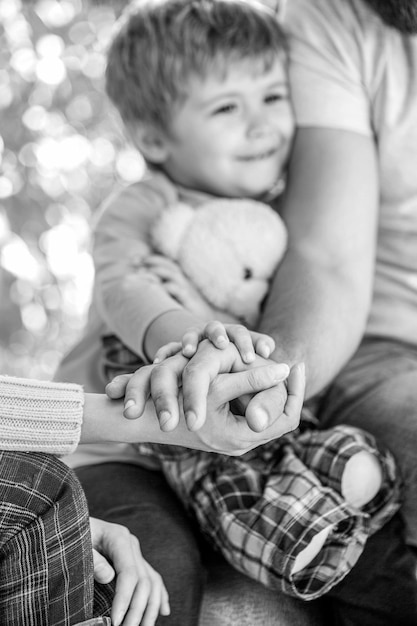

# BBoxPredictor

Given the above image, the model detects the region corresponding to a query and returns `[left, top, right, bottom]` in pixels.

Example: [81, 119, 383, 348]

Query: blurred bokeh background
[0, 0, 146, 379]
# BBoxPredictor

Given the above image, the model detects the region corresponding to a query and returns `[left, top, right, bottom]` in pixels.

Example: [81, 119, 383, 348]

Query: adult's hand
[89, 517, 169, 626]
[179, 358, 305, 455]
[106, 341, 305, 455]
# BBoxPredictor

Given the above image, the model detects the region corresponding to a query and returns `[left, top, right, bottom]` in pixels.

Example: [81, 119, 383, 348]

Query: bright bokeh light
[36, 34, 65, 57]
[35, 0, 78, 29]
[0, 0, 20, 22]
[10, 48, 37, 80]
[0, 177, 13, 199]
[116, 148, 146, 182]
[35, 134, 91, 172]
[90, 137, 115, 167]
[41, 223, 83, 277]
[22, 105, 48, 131]
[21, 302, 48, 334]
[0, 0, 142, 379]
[1, 235, 42, 282]
[36, 56, 67, 85]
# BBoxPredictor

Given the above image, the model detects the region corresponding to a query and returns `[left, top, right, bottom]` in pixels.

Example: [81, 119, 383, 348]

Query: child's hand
[143, 254, 216, 318]
[154, 321, 276, 365]
[89, 517, 170, 626]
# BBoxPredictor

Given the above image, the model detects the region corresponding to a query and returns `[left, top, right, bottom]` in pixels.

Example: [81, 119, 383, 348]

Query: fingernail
[255, 408, 268, 430]
[159, 410, 172, 429]
[153, 357, 161, 363]
[183, 344, 194, 356]
[124, 399, 135, 410]
[186, 411, 198, 430]
[267, 365, 281, 382]
[216, 336, 228, 346]
[244, 352, 255, 363]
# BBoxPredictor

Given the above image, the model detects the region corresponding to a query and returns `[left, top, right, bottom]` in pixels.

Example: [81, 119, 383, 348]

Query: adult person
[264, 0, 417, 565]
[124, 0, 417, 623]
[0, 352, 299, 626]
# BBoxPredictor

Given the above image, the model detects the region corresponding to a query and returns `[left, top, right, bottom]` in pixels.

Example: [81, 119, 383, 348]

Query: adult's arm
[0, 349, 298, 457]
[258, 126, 379, 398]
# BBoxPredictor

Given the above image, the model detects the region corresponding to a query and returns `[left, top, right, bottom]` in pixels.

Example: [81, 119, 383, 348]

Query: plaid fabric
[76, 617, 111, 626]
[136, 426, 400, 601]
[101, 334, 147, 382]
[103, 335, 402, 601]
[0, 451, 113, 626]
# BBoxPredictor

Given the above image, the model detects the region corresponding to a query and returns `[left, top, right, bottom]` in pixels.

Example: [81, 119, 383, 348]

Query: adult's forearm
[259, 129, 378, 398]
[81, 392, 198, 448]
[259, 252, 372, 399]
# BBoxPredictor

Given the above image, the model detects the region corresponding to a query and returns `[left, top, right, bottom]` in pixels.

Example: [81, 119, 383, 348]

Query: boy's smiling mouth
[237, 148, 279, 161]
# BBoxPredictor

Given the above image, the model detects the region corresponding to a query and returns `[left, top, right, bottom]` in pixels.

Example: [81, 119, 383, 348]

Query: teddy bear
[150, 198, 288, 326]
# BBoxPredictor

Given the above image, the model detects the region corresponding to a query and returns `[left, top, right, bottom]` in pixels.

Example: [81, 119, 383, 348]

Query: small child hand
[153, 341, 183, 363]
[177, 321, 275, 364]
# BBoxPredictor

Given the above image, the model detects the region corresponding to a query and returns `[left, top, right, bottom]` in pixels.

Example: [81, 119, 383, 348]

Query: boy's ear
[130, 123, 170, 164]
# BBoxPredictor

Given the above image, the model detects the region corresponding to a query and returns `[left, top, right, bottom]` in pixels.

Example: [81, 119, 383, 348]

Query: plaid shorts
[136, 425, 400, 601]
[0, 451, 114, 626]
[103, 334, 402, 601]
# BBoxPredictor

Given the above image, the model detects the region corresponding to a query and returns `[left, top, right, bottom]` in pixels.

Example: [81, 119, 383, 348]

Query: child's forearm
[143, 307, 242, 361]
[143, 309, 203, 360]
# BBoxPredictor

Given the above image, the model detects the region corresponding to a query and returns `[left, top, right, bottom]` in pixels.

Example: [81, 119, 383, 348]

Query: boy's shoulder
[104, 170, 180, 210]
[94, 170, 181, 227]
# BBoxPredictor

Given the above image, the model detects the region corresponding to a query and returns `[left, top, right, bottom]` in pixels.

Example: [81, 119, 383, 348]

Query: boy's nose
[246, 111, 272, 138]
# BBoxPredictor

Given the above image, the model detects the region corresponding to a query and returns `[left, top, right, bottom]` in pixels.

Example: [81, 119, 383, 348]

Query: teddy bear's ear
[151, 202, 194, 260]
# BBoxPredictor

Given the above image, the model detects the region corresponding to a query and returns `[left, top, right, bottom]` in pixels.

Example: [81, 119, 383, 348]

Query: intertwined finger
[153, 341, 182, 363]
[122, 366, 153, 419]
[245, 362, 305, 434]
[149, 352, 189, 431]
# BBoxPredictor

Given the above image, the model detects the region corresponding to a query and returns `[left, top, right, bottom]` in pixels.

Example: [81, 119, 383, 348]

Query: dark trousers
[77, 462, 204, 626]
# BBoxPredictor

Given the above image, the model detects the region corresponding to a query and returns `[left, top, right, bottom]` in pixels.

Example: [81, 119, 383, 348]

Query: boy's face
[159, 56, 294, 199]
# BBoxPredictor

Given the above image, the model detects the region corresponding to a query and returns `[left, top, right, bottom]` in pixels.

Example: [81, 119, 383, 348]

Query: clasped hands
[106, 322, 306, 456]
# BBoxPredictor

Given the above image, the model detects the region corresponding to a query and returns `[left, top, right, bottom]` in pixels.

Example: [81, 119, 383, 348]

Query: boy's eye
[212, 103, 237, 116]
[265, 93, 286, 104]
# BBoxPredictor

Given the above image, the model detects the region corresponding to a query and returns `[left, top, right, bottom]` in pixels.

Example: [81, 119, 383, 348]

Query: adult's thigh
[320, 338, 417, 546]
[76, 463, 204, 626]
[0, 452, 93, 626]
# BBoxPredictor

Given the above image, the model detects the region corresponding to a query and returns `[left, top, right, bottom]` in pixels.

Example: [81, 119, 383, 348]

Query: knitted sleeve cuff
[0, 375, 84, 455]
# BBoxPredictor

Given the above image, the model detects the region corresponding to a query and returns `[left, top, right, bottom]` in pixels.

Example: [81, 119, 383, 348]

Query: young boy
[58, 0, 400, 601]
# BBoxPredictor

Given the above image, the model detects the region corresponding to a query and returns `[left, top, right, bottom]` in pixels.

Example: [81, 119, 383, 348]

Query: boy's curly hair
[106, 0, 286, 135]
